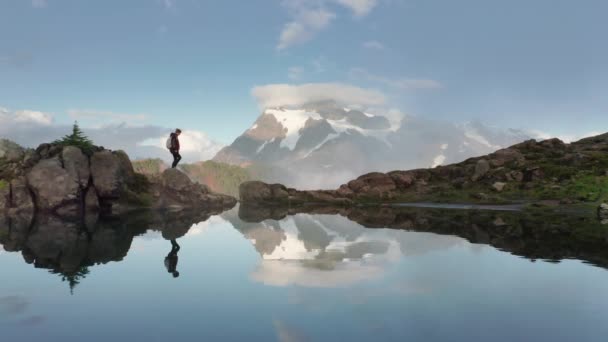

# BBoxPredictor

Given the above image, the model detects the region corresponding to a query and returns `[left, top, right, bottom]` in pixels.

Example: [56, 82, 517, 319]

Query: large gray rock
[162, 168, 193, 192]
[472, 159, 490, 181]
[347, 172, 396, 195]
[84, 186, 99, 212]
[0, 139, 25, 162]
[115, 150, 135, 185]
[239, 181, 273, 202]
[91, 151, 128, 199]
[0, 181, 10, 210]
[26, 158, 80, 211]
[62, 146, 90, 188]
[157, 169, 236, 209]
[10, 177, 35, 211]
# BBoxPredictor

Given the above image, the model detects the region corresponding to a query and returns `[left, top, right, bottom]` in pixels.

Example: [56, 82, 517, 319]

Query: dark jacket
[170, 133, 180, 151]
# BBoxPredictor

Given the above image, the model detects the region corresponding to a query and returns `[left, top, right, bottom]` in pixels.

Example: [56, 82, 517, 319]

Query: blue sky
[1, 0, 607, 146]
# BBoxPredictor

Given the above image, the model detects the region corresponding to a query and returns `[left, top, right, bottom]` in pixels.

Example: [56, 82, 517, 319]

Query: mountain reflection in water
[2, 204, 608, 291]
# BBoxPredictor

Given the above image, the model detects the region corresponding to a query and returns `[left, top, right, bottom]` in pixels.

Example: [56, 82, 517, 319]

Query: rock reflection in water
[3, 203, 608, 294]
[0, 208, 225, 292]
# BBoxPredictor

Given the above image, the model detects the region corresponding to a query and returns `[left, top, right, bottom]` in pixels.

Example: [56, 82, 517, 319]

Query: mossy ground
[0, 179, 7, 190]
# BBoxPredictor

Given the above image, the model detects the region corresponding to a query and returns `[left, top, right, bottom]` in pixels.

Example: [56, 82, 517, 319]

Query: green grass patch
[0, 179, 7, 190]
[181, 160, 253, 197]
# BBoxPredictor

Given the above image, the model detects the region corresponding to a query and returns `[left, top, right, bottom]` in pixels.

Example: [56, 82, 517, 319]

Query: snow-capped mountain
[213, 102, 531, 189]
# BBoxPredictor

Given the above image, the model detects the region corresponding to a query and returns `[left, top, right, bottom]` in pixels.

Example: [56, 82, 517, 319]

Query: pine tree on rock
[53, 121, 96, 154]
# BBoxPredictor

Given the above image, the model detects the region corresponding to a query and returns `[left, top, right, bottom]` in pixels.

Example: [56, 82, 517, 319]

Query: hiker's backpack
[165, 135, 172, 150]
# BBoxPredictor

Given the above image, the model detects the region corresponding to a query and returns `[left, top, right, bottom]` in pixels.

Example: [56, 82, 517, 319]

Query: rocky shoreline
[240, 134, 608, 215]
[0, 140, 236, 218]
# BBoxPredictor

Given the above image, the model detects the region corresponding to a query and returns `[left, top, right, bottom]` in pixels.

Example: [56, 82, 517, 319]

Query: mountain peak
[214, 106, 532, 189]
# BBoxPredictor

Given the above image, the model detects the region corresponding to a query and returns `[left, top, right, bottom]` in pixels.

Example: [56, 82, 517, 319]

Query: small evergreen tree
[53, 121, 95, 154]
[50, 266, 90, 295]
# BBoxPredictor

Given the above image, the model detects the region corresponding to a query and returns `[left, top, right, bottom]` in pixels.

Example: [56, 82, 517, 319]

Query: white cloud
[288, 66, 304, 80]
[278, 7, 336, 50]
[31, 0, 47, 8]
[529, 130, 601, 143]
[251, 83, 386, 109]
[252, 259, 386, 287]
[9, 110, 53, 125]
[349, 67, 443, 90]
[138, 130, 224, 162]
[67, 109, 148, 126]
[362, 40, 385, 50]
[0, 106, 223, 163]
[276, 0, 379, 50]
[334, 0, 378, 17]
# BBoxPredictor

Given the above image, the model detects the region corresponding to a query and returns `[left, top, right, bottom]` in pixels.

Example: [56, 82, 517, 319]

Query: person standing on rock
[167, 129, 182, 168]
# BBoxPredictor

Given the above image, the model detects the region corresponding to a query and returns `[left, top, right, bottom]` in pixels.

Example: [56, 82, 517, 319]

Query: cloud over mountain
[251, 83, 386, 109]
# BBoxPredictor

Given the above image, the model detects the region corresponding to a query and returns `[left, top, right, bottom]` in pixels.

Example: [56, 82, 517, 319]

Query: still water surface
[1, 206, 608, 341]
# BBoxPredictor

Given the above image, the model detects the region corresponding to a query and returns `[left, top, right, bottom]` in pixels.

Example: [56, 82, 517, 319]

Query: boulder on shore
[157, 168, 236, 209]
[27, 158, 81, 212]
[91, 150, 130, 199]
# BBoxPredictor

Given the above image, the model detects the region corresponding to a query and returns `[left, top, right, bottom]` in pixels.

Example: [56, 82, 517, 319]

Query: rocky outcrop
[0, 139, 25, 162]
[156, 169, 236, 210]
[240, 132, 608, 208]
[1, 140, 237, 217]
[239, 181, 273, 202]
[1, 177, 35, 214]
[27, 158, 81, 214]
[240, 181, 352, 206]
[62, 146, 90, 189]
[91, 150, 130, 199]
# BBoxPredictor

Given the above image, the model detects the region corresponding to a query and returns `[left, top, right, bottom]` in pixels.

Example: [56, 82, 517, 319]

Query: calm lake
[1, 205, 608, 341]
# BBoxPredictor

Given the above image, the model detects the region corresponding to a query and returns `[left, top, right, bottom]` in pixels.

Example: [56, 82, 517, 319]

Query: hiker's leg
[171, 151, 179, 168]
[174, 152, 182, 167]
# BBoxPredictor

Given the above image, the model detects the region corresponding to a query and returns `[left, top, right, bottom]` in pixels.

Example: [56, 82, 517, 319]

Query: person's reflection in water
[164, 239, 180, 278]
